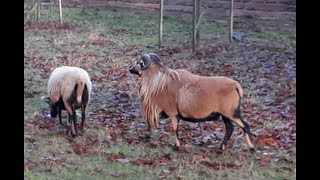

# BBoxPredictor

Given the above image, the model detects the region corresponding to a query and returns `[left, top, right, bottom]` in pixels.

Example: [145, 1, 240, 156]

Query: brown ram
[129, 53, 255, 152]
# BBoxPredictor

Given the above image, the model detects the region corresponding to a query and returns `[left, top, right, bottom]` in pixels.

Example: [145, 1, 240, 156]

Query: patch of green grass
[128, 36, 157, 47]
[24, 96, 47, 120]
[26, 6, 233, 49]
[201, 21, 228, 35]
[252, 62, 262, 69]
[263, 120, 284, 130]
[253, 29, 296, 41]
[25, 128, 294, 179]
[275, 58, 286, 66]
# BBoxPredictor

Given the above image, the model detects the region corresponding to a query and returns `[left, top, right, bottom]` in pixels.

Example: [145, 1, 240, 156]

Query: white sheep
[46, 66, 92, 136]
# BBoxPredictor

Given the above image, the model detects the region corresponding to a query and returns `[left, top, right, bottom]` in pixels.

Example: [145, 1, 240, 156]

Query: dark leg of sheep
[80, 104, 86, 131]
[65, 103, 77, 137]
[220, 116, 234, 150]
[80, 85, 89, 131]
[71, 107, 78, 136]
[68, 114, 71, 124]
[171, 116, 180, 151]
[58, 109, 62, 124]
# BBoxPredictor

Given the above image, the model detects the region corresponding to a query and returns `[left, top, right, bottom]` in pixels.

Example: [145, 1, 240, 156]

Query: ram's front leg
[141, 117, 151, 143]
[170, 116, 180, 151]
[143, 127, 151, 143]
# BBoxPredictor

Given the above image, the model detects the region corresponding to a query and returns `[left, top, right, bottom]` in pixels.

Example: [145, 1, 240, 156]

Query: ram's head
[129, 53, 162, 76]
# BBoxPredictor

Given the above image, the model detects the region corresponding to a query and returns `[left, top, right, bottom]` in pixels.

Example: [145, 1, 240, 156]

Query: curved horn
[148, 53, 161, 62]
[141, 54, 151, 70]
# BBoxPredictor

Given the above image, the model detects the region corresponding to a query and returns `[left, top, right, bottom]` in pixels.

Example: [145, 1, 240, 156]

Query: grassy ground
[24, 5, 296, 180]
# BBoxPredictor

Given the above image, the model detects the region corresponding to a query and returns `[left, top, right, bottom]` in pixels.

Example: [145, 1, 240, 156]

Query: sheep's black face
[45, 97, 58, 118]
[50, 107, 58, 118]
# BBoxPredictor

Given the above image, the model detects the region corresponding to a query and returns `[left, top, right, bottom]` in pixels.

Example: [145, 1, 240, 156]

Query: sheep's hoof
[143, 137, 150, 143]
[141, 135, 150, 143]
[172, 145, 179, 151]
[78, 130, 85, 136]
[71, 130, 77, 138]
[66, 129, 77, 138]
[71, 133, 77, 138]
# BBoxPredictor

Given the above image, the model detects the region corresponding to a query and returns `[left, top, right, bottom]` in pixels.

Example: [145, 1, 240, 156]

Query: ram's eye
[139, 62, 145, 67]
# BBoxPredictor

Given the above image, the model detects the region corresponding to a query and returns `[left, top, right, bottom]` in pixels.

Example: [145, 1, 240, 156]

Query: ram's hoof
[220, 144, 226, 151]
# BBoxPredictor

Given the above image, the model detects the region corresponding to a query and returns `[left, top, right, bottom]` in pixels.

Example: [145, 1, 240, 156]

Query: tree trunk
[229, 0, 234, 42]
[159, 0, 163, 49]
[59, 0, 63, 25]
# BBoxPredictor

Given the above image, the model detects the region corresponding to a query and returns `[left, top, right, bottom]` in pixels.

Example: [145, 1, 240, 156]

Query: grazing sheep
[129, 53, 255, 152]
[46, 66, 92, 137]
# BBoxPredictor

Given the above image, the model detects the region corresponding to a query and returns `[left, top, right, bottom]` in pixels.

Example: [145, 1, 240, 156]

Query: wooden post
[196, 0, 200, 48]
[26, 0, 41, 22]
[32, 0, 36, 21]
[192, 0, 197, 52]
[59, 0, 63, 25]
[229, 0, 234, 42]
[159, 0, 163, 49]
[37, 0, 41, 21]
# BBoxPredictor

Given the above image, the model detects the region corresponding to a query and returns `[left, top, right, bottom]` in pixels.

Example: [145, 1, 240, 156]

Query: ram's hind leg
[229, 116, 255, 152]
[170, 116, 180, 151]
[221, 115, 234, 150]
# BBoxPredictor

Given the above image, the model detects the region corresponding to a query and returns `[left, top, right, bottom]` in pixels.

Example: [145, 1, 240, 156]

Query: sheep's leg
[80, 104, 86, 131]
[80, 85, 89, 131]
[65, 103, 77, 137]
[58, 109, 62, 124]
[229, 117, 255, 152]
[68, 114, 71, 124]
[221, 116, 234, 150]
[171, 116, 180, 151]
[71, 107, 78, 136]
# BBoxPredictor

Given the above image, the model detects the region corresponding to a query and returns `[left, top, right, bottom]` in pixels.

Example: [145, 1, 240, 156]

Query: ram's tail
[235, 82, 243, 99]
